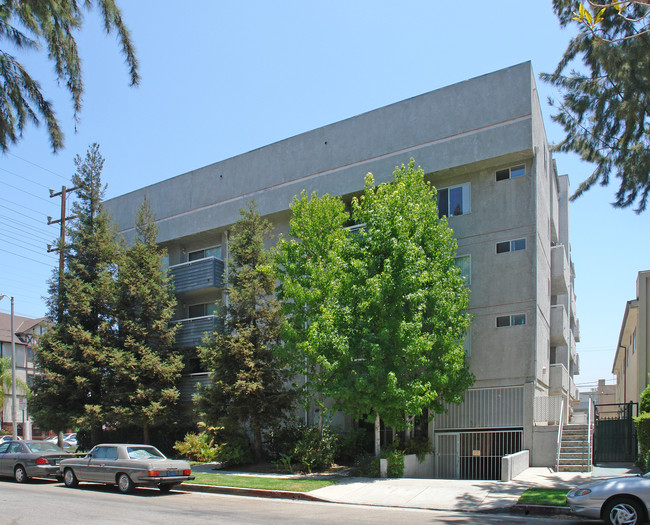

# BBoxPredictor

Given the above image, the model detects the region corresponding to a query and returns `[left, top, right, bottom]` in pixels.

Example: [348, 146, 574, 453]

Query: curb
[182, 483, 326, 502]
[509, 504, 571, 516]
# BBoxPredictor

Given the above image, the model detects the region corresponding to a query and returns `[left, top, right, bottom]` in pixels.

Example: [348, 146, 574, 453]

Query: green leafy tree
[276, 161, 474, 456]
[544, 1, 650, 212]
[0, 356, 29, 416]
[30, 143, 120, 441]
[196, 202, 296, 462]
[0, 0, 139, 152]
[109, 198, 183, 443]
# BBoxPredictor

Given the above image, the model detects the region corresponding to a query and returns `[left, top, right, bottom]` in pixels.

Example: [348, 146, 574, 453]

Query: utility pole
[48, 186, 79, 321]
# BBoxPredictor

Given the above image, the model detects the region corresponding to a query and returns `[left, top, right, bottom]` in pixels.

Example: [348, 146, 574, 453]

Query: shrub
[635, 412, 650, 467]
[353, 453, 380, 477]
[334, 427, 371, 463]
[173, 422, 253, 466]
[266, 421, 336, 473]
[403, 435, 434, 463]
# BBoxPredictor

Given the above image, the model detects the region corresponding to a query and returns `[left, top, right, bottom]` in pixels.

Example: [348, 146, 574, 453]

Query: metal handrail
[587, 397, 593, 471]
[556, 399, 565, 472]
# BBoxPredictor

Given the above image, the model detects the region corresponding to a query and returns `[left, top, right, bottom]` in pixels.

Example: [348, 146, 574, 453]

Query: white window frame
[454, 255, 471, 285]
[496, 164, 526, 181]
[438, 183, 471, 218]
[496, 238, 526, 254]
[496, 313, 526, 328]
[188, 245, 222, 262]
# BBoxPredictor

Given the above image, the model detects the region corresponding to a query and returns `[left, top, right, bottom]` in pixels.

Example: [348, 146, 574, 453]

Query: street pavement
[186, 463, 641, 514]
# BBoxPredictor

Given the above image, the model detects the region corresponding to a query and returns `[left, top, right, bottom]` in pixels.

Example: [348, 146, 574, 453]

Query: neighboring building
[578, 380, 617, 416]
[104, 62, 580, 478]
[613, 270, 650, 406]
[0, 312, 49, 439]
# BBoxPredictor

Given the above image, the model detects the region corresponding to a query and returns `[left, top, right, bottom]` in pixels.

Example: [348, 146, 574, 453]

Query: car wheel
[14, 465, 29, 483]
[117, 473, 134, 494]
[63, 468, 79, 488]
[603, 497, 645, 525]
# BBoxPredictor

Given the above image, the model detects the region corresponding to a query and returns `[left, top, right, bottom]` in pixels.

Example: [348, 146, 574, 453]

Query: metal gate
[593, 402, 638, 464]
[435, 430, 523, 480]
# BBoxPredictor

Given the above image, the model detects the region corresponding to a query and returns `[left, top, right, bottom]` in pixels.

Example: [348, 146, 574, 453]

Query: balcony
[550, 304, 569, 346]
[169, 257, 225, 295]
[549, 363, 569, 396]
[551, 244, 569, 295]
[172, 315, 223, 348]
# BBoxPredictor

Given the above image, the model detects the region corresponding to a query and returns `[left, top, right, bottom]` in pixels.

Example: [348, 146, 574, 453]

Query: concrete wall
[501, 450, 530, 481]
[531, 425, 559, 467]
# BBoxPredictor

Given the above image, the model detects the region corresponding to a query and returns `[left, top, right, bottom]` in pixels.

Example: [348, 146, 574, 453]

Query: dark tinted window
[496, 316, 510, 328]
[437, 188, 448, 218]
[496, 242, 510, 254]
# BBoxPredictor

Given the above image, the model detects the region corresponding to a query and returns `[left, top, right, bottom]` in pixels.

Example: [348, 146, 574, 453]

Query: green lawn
[190, 473, 337, 492]
[517, 488, 570, 507]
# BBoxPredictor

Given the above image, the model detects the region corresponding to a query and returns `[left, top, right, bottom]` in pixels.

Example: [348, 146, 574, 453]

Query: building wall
[104, 62, 580, 471]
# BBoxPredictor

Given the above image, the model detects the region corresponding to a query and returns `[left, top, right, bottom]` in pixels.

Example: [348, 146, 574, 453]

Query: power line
[2, 230, 50, 252]
[0, 166, 53, 190]
[0, 179, 57, 205]
[0, 212, 58, 238]
[0, 247, 56, 267]
[0, 218, 53, 243]
[1, 238, 56, 260]
[7, 152, 70, 182]
[0, 196, 54, 218]
[0, 202, 52, 227]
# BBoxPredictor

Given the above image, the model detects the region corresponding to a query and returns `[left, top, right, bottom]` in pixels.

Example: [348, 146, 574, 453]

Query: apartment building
[613, 270, 650, 405]
[104, 62, 580, 478]
[0, 312, 49, 439]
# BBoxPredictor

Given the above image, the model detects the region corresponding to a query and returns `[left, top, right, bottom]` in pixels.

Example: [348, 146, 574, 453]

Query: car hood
[571, 475, 645, 493]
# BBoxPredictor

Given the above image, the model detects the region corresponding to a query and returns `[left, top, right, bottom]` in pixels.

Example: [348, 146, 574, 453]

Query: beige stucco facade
[613, 270, 650, 405]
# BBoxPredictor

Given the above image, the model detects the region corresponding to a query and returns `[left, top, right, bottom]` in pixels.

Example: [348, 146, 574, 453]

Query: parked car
[0, 435, 21, 444]
[0, 440, 74, 482]
[44, 433, 78, 452]
[58, 443, 194, 494]
[567, 474, 650, 525]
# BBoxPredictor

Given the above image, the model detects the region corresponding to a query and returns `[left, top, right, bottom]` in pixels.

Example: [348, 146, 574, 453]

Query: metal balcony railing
[169, 257, 225, 294]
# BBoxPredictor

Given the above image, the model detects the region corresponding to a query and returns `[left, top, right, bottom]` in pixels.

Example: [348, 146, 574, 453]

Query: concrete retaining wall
[501, 450, 530, 481]
[380, 453, 434, 478]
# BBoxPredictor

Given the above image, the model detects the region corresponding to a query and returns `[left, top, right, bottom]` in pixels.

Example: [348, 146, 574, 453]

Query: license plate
[167, 470, 176, 477]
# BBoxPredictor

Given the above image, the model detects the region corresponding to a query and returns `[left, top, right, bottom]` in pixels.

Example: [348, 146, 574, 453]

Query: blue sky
[1, 1, 648, 392]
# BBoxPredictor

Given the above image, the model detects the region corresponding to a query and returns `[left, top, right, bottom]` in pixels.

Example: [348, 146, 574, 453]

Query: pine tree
[544, 1, 650, 212]
[30, 144, 120, 441]
[196, 202, 295, 462]
[109, 198, 183, 443]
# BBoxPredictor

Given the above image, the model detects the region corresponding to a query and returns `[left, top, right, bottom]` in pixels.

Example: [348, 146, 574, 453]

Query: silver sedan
[0, 440, 74, 482]
[567, 474, 650, 525]
[58, 443, 194, 493]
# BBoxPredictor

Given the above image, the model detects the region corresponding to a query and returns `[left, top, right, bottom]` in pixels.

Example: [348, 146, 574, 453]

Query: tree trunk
[253, 425, 263, 463]
[143, 422, 150, 444]
[374, 413, 381, 457]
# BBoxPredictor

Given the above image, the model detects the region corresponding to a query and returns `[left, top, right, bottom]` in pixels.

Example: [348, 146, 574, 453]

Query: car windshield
[126, 446, 165, 460]
[25, 442, 64, 453]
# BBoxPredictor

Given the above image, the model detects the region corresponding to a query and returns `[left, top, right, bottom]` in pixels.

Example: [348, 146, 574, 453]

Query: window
[454, 255, 471, 285]
[496, 314, 526, 328]
[188, 303, 218, 318]
[188, 245, 221, 261]
[496, 238, 526, 254]
[438, 183, 470, 219]
[496, 165, 526, 181]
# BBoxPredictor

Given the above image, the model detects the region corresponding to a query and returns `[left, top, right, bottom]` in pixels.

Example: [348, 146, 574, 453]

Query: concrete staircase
[557, 424, 592, 472]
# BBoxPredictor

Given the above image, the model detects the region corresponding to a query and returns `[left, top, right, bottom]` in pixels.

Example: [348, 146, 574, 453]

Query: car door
[4, 442, 24, 473]
[77, 446, 107, 482]
[0, 442, 10, 475]
[97, 446, 120, 483]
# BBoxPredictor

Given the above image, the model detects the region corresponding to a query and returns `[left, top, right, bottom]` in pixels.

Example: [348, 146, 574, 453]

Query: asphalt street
[0, 478, 597, 525]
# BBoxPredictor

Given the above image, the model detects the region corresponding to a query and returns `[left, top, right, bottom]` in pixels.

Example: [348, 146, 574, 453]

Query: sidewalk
[183, 464, 640, 513]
